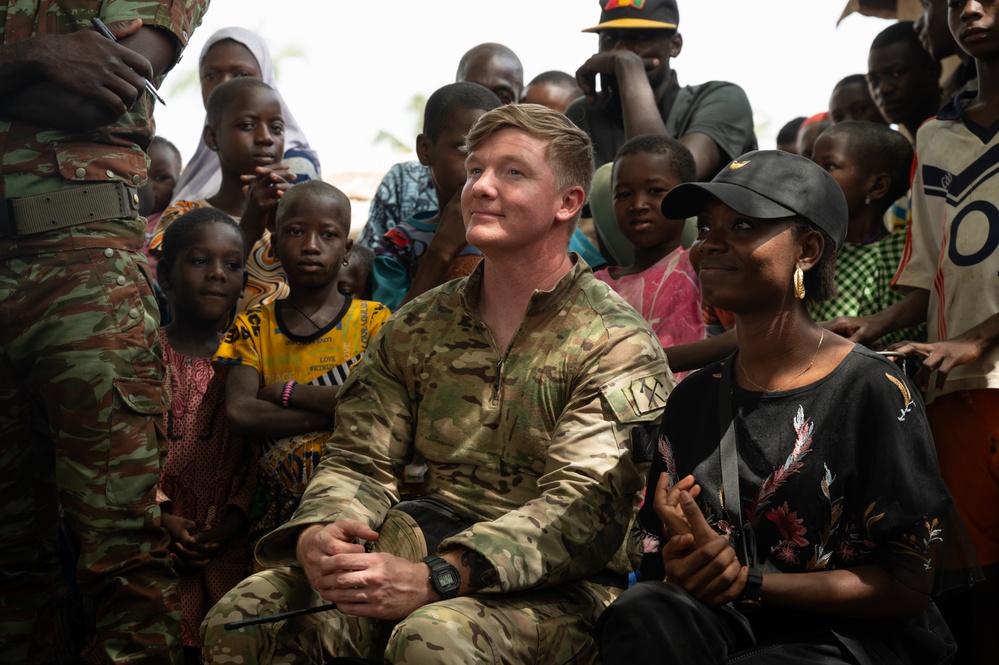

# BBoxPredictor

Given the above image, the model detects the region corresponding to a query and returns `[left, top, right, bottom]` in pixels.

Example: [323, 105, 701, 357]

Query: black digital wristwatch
[423, 555, 461, 600]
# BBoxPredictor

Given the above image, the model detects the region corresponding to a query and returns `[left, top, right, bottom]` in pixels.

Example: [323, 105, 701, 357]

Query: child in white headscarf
[170, 26, 320, 205]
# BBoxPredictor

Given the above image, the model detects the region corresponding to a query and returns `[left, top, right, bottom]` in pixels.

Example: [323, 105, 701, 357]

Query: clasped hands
[655, 473, 749, 607]
[296, 518, 436, 621]
[162, 508, 246, 572]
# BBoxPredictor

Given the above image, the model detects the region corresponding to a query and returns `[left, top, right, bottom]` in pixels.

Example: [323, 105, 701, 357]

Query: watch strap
[737, 566, 764, 611]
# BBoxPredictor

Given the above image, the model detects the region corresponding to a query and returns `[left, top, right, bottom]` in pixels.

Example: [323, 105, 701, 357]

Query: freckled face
[462, 128, 567, 255]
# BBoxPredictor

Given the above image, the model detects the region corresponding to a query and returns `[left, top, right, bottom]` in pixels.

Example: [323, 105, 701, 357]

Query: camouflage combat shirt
[0, 0, 209, 200]
[259, 257, 673, 592]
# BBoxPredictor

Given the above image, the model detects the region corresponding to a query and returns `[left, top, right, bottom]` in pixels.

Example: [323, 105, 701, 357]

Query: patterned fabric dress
[594, 246, 705, 379]
[158, 330, 255, 647]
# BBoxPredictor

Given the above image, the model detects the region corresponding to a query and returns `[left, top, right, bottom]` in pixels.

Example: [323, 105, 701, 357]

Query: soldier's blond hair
[464, 104, 594, 219]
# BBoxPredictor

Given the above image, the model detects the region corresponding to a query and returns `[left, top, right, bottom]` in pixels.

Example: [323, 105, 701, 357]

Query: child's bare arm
[824, 288, 929, 346]
[665, 329, 738, 373]
[225, 364, 331, 437]
[891, 311, 999, 392]
[401, 195, 466, 307]
[575, 51, 726, 179]
[239, 165, 295, 253]
[257, 381, 339, 419]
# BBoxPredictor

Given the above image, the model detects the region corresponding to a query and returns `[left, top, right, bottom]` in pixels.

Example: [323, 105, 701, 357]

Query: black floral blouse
[638, 345, 952, 596]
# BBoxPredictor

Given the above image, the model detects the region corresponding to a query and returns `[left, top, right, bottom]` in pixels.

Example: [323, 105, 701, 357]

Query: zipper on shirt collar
[492, 356, 506, 403]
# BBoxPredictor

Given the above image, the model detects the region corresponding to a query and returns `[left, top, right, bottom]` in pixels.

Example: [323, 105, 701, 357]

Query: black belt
[0, 182, 139, 238]
[393, 497, 475, 554]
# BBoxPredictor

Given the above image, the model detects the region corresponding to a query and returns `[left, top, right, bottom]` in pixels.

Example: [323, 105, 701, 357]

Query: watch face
[437, 569, 459, 588]
[426, 556, 461, 598]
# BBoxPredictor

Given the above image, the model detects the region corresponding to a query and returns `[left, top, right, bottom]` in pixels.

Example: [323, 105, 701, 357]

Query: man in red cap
[566, 0, 757, 181]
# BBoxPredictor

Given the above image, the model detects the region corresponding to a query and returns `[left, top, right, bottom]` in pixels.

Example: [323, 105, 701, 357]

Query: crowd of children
[43, 1, 999, 663]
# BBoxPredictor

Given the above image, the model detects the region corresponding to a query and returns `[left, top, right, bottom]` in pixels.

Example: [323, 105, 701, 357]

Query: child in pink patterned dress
[594, 135, 705, 380]
[155, 207, 254, 661]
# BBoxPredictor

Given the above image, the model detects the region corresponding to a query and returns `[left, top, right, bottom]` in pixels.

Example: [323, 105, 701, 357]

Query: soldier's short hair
[464, 104, 594, 212]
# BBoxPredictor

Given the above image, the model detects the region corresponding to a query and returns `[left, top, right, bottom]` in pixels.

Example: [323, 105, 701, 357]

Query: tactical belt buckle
[0, 182, 138, 238]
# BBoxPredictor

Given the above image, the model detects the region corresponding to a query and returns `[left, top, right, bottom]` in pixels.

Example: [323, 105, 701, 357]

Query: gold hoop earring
[793, 266, 805, 300]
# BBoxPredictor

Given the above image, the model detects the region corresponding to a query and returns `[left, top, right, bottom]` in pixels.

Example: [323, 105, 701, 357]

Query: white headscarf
[170, 26, 320, 204]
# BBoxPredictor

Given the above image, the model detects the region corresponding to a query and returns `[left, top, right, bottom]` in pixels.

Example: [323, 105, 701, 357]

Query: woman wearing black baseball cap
[596, 151, 976, 664]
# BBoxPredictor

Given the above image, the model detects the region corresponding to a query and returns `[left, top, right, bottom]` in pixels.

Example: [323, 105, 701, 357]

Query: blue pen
[90, 17, 167, 106]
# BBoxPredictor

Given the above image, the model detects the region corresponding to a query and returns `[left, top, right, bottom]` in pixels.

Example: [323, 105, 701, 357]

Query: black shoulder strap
[718, 357, 756, 568]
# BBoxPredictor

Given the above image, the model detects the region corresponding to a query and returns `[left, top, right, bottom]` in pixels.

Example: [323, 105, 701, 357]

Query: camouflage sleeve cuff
[100, 0, 209, 72]
[254, 505, 377, 569]
[255, 522, 322, 568]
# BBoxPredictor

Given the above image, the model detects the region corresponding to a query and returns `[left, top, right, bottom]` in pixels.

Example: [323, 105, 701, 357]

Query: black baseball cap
[582, 0, 679, 33]
[660, 150, 848, 250]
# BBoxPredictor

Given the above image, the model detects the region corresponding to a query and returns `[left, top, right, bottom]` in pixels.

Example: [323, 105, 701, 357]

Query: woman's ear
[797, 228, 826, 272]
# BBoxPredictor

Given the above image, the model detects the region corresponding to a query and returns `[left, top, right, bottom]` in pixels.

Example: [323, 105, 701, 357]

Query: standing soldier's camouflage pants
[0, 218, 180, 664]
[203, 510, 617, 664]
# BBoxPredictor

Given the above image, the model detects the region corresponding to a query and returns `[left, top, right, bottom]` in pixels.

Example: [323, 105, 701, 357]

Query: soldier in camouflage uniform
[0, 2, 208, 663]
[202, 104, 673, 664]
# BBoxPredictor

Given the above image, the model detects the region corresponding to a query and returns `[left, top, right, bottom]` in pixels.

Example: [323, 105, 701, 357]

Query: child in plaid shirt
[808, 121, 926, 348]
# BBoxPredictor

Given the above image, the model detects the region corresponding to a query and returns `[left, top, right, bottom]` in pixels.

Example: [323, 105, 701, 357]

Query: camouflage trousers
[0, 220, 180, 664]
[203, 510, 617, 664]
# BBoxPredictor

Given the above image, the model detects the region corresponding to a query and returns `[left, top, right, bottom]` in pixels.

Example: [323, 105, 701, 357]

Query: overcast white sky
[154, 1, 893, 179]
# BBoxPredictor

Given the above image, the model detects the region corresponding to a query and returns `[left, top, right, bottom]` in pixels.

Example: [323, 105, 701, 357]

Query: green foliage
[374, 93, 427, 153]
